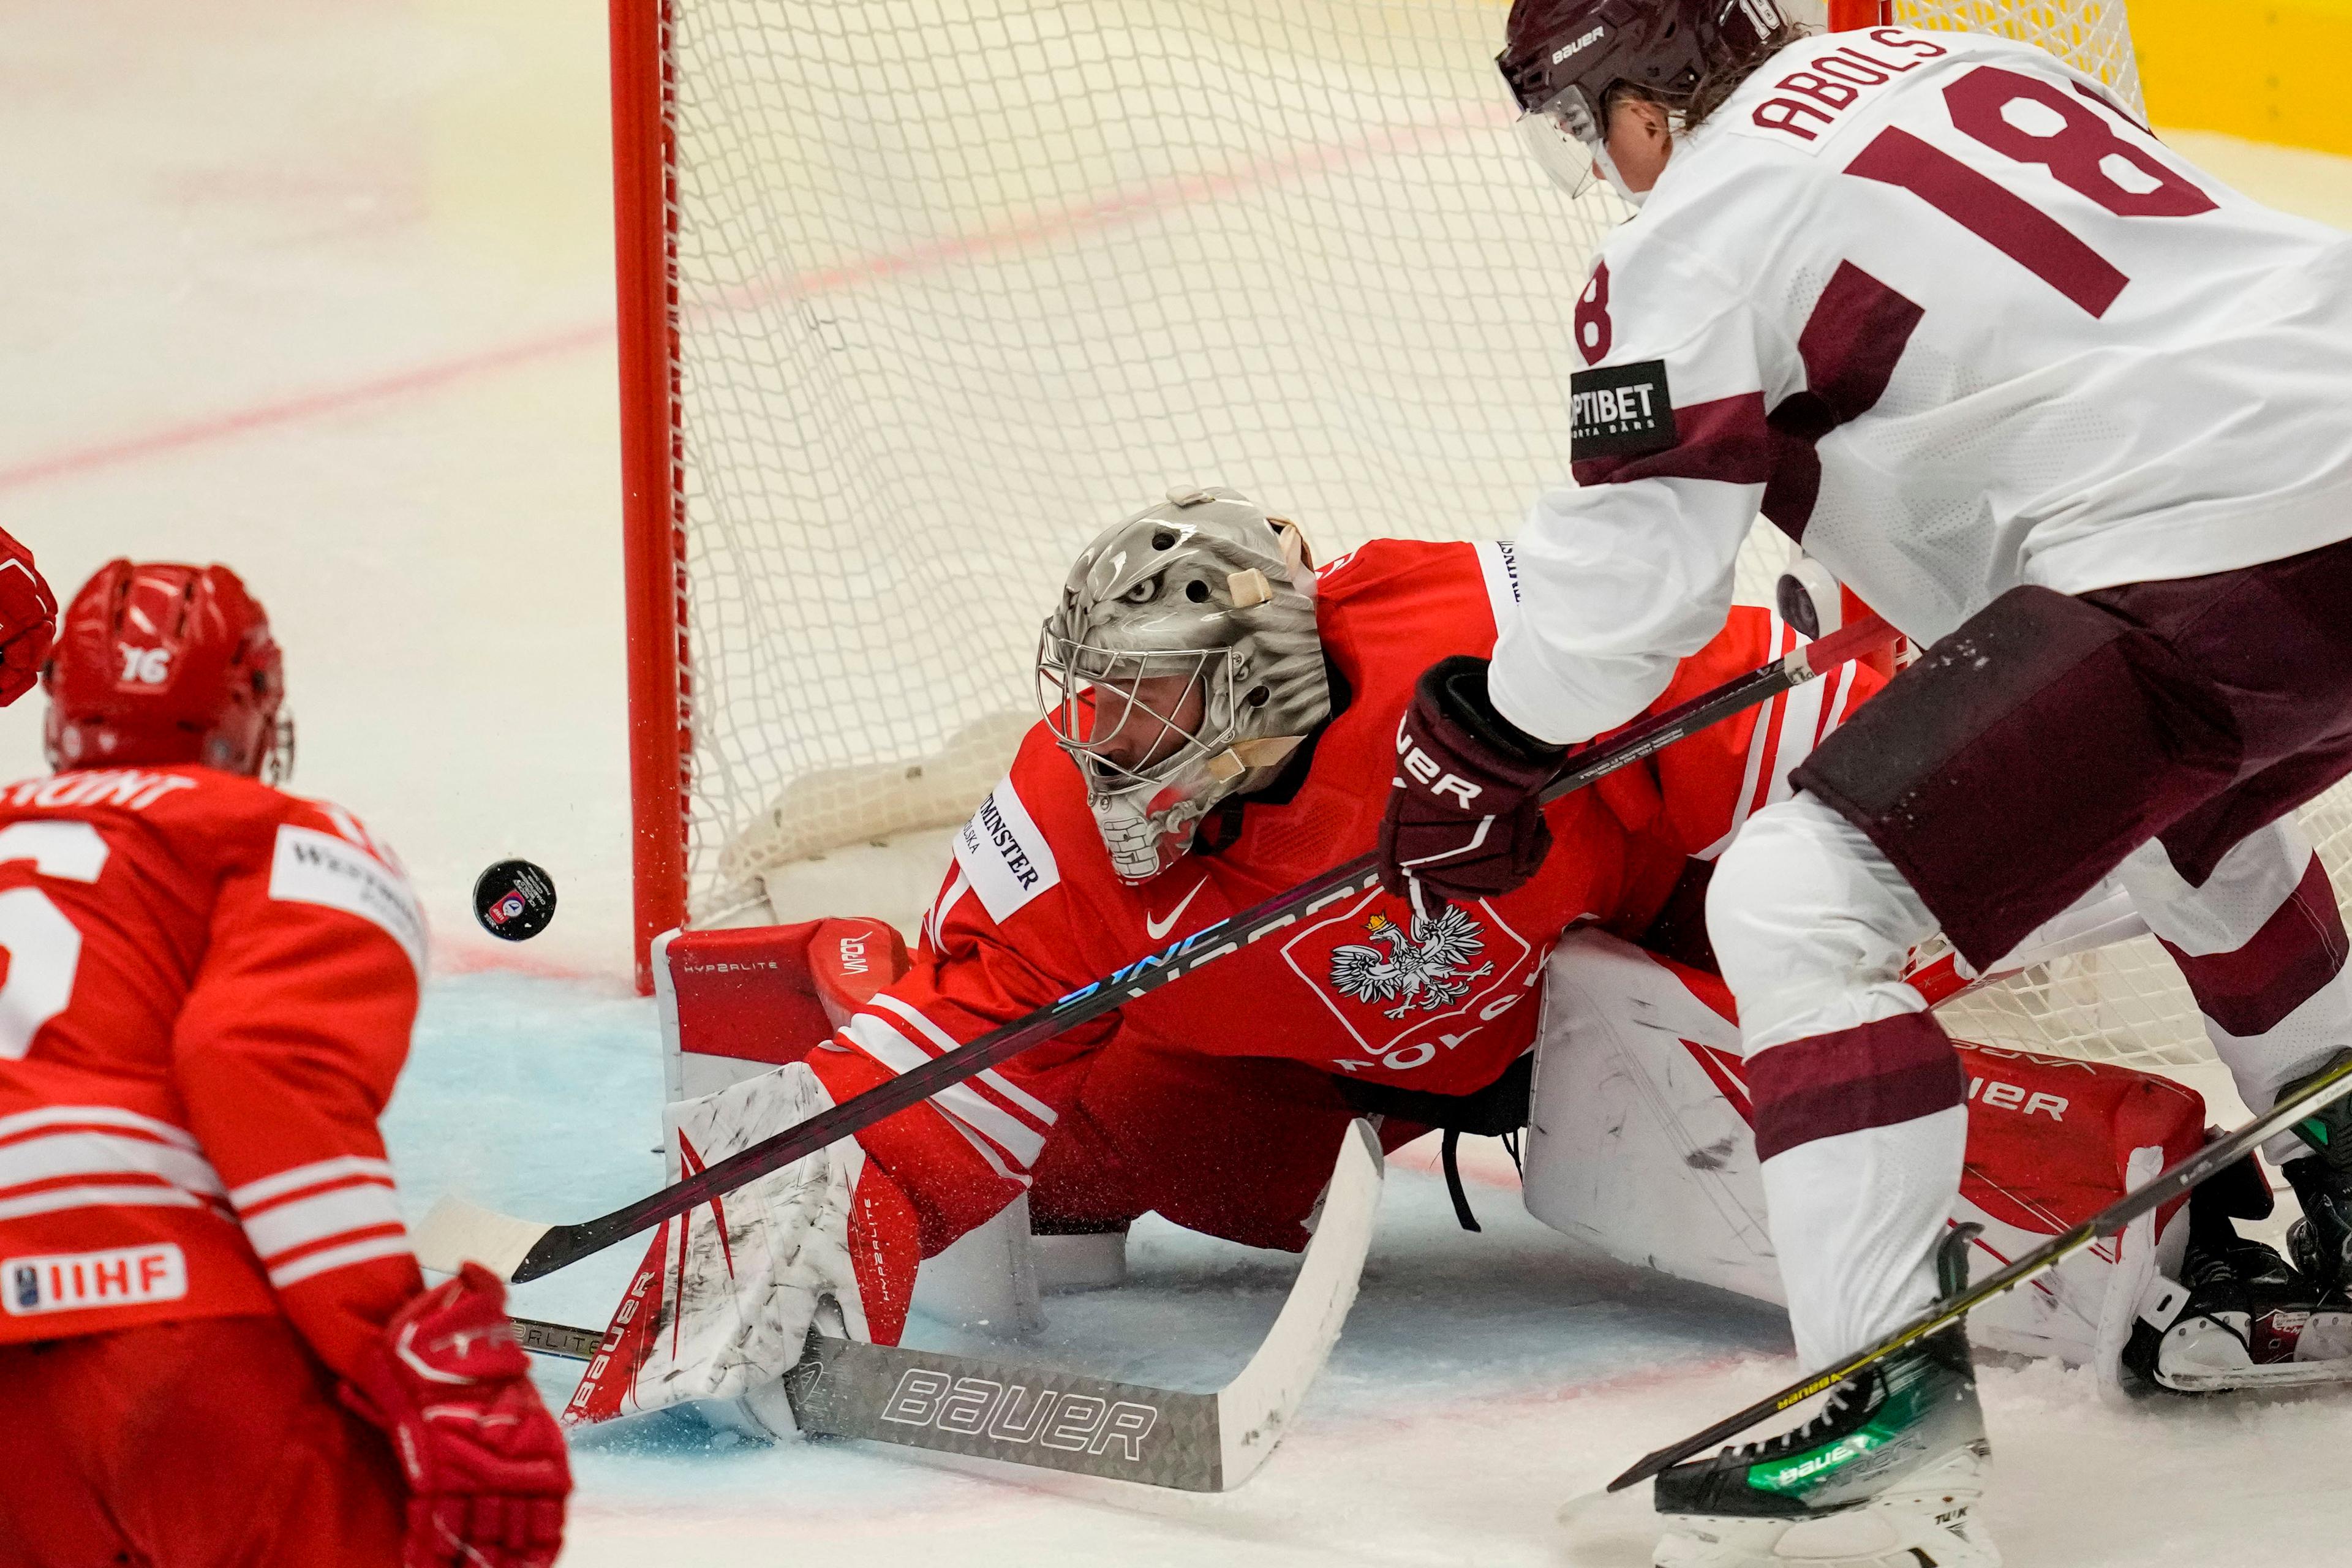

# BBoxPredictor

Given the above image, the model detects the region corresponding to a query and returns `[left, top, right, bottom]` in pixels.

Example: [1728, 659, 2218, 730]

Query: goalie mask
[1038, 487, 1330, 883]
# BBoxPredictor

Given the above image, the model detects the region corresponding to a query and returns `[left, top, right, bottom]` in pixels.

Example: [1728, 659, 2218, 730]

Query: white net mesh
[666, 0, 1629, 907]
[654, 0, 2352, 1080]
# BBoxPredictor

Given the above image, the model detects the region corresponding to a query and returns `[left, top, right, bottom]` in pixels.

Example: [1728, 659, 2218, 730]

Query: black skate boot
[1651, 1230, 1997, 1568]
[2128, 1052, 2352, 1392]
[2123, 1156, 2351, 1391]
[2283, 1048, 2352, 1299]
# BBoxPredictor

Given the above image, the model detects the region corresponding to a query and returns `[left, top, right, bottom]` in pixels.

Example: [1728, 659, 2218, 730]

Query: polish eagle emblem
[1326, 908, 1495, 1020]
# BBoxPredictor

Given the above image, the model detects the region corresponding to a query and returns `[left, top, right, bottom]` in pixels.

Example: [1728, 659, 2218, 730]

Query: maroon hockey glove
[342, 1264, 572, 1568]
[1378, 655, 1566, 908]
[0, 530, 56, 706]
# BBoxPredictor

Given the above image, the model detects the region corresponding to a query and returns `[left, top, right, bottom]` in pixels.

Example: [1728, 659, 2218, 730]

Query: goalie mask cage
[612, 0, 2352, 1080]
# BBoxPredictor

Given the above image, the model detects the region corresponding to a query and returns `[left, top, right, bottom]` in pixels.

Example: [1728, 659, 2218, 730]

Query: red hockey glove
[1377, 655, 1566, 909]
[0, 532, 57, 706]
[341, 1264, 572, 1568]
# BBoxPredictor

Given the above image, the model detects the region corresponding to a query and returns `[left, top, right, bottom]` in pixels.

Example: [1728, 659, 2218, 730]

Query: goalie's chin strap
[1336, 1052, 1534, 1233]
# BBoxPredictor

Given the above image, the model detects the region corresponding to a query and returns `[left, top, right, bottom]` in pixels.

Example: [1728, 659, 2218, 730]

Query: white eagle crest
[1327, 907, 1495, 1020]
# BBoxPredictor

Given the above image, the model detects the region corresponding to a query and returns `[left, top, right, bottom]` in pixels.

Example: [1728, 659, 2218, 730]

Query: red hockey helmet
[1498, 0, 1790, 192]
[42, 561, 291, 780]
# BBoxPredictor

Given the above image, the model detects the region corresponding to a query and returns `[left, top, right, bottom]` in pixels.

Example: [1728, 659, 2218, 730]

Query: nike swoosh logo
[1144, 880, 1208, 941]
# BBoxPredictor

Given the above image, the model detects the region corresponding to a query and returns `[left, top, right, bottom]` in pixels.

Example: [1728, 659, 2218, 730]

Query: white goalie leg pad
[638, 1061, 870, 1434]
[1524, 927, 2183, 1373]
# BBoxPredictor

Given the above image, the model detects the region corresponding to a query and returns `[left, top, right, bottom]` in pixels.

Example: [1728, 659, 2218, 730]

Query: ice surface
[12, 2, 2352, 1562]
[394, 973, 2352, 1566]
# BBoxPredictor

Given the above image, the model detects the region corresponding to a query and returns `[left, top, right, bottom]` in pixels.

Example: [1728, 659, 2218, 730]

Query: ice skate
[2126, 1140, 2352, 1393]
[1651, 1230, 1998, 1568]
[2125, 1051, 2352, 1393]
[2283, 1049, 2352, 1298]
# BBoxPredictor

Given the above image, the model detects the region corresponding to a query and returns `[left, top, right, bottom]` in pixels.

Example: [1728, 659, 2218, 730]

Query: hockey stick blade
[516, 1121, 1383, 1491]
[416, 1193, 552, 1281]
[1605, 1049, 2352, 1494]
[464, 616, 1893, 1286]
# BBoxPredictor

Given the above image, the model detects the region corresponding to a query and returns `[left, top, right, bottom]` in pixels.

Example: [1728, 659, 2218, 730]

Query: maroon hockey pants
[1794, 532, 2352, 968]
[0, 1315, 404, 1568]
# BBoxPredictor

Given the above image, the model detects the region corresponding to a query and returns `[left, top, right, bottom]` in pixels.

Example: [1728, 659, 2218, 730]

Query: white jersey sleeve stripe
[1693, 617, 1792, 862]
[230, 1155, 398, 1213]
[266, 1232, 415, 1291]
[240, 1180, 402, 1263]
[0, 1105, 200, 1151]
[867, 993, 1058, 1126]
[842, 1013, 1046, 1167]
[924, 869, 972, 951]
[0, 1184, 211, 1223]
[0, 1129, 226, 1200]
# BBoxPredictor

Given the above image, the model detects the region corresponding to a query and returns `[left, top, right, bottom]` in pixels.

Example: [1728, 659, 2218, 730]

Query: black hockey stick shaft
[512, 1316, 603, 1360]
[510, 614, 1896, 1283]
[1608, 1049, 2352, 1493]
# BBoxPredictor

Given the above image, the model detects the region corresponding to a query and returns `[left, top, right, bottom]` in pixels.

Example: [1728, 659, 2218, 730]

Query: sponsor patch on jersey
[5, 1243, 187, 1316]
[270, 824, 428, 974]
[1570, 360, 1676, 459]
[1472, 540, 1523, 637]
[953, 779, 1061, 924]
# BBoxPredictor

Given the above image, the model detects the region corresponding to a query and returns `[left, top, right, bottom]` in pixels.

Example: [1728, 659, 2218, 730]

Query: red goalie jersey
[794, 538, 1880, 1265]
[0, 764, 426, 1381]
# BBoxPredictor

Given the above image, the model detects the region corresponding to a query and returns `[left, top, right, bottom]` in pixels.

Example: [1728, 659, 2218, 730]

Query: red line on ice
[0, 110, 1499, 497]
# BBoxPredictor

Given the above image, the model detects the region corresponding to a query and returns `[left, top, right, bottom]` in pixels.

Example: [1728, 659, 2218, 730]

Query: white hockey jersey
[1491, 26, 2352, 745]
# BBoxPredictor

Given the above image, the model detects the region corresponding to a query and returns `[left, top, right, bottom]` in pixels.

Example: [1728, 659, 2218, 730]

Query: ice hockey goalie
[568, 489, 2206, 1439]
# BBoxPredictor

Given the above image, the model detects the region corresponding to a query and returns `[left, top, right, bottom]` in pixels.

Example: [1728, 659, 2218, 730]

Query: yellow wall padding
[2132, 0, 2352, 154]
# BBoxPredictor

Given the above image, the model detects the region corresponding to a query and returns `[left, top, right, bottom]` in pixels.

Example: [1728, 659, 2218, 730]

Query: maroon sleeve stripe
[1746, 1012, 1967, 1162]
[1845, 126, 2127, 317]
[1761, 262, 1925, 540]
[2160, 856, 2352, 1041]
[1572, 391, 1773, 489]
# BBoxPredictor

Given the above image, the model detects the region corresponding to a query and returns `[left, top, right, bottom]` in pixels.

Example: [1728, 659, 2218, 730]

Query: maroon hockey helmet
[1498, 0, 1790, 192]
[43, 560, 291, 780]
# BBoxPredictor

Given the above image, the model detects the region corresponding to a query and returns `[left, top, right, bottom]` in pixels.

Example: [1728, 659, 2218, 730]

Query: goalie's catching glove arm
[1378, 654, 1567, 907]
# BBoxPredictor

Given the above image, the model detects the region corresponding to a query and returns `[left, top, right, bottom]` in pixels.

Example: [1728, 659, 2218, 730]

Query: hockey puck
[473, 859, 557, 941]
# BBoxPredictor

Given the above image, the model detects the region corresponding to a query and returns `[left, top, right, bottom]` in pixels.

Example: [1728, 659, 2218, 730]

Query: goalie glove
[1378, 655, 1565, 910]
[564, 1060, 919, 1437]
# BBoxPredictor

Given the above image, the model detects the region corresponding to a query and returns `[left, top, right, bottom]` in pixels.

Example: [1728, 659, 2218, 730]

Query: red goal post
[612, 0, 684, 993]
[1827, 1, 1893, 25]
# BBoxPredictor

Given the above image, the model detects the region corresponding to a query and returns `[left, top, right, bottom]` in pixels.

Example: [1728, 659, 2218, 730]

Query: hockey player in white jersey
[1370, 3, 2352, 1563]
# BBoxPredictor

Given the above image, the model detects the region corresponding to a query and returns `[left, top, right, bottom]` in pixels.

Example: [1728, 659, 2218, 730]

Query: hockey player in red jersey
[565, 484, 1904, 1430]
[1373, 4, 2352, 1562]
[0, 562, 569, 1568]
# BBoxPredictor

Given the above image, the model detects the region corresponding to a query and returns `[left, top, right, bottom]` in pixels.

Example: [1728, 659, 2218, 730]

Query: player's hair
[1604, 21, 1811, 131]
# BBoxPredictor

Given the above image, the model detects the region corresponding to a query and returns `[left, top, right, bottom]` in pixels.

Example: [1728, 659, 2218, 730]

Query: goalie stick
[516, 1121, 1382, 1491]
[1602, 1049, 2352, 1495]
[417, 613, 1896, 1286]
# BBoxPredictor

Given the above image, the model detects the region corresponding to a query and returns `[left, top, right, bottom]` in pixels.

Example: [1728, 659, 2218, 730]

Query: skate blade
[2159, 1358, 2352, 1393]
[1557, 1482, 1658, 1565]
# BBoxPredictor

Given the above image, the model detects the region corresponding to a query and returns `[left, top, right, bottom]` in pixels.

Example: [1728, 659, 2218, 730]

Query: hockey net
[616, 0, 2352, 1083]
